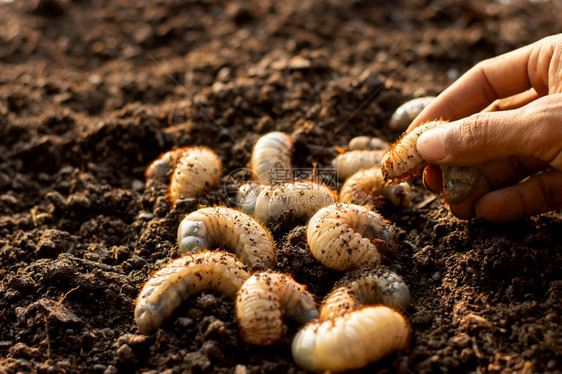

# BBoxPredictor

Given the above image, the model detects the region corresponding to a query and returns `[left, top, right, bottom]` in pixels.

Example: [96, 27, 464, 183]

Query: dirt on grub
[1, 0, 561, 373]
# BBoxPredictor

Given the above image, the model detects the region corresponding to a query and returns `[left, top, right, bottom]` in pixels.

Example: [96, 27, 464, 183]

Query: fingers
[416, 94, 562, 168]
[482, 88, 539, 112]
[407, 34, 562, 222]
[422, 156, 548, 219]
[477, 157, 548, 188]
[409, 33, 560, 128]
[446, 156, 548, 219]
[422, 157, 547, 195]
[475, 169, 562, 223]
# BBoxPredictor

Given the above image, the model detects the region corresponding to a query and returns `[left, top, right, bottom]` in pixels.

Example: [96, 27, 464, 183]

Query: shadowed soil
[0, 0, 561, 373]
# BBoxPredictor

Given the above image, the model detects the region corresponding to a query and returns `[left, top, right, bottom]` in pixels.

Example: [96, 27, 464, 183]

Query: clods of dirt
[1, 0, 561, 373]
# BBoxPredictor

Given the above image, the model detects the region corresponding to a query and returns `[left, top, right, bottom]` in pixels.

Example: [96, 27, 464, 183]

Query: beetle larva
[167, 146, 222, 205]
[319, 267, 410, 321]
[177, 206, 276, 267]
[291, 305, 411, 372]
[381, 121, 482, 202]
[339, 167, 412, 208]
[237, 181, 337, 223]
[381, 120, 445, 182]
[389, 96, 436, 131]
[250, 131, 293, 184]
[236, 272, 319, 345]
[234, 182, 264, 216]
[306, 203, 397, 271]
[146, 148, 186, 180]
[348, 136, 391, 151]
[331, 150, 386, 180]
[134, 250, 250, 334]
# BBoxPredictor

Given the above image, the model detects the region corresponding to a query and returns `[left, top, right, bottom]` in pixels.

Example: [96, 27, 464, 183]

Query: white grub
[250, 131, 294, 184]
[319, 267, 411, 321]
[348, 136, 391, 151]
[245, 181, 337, 224]
[339, 167, 412, 208]
[291, 305, 411, 372]
[146, 148, 185, 180]
[441, 165, 483, 204]
[177, 206, 276, 268]
[234, 182, 264, 216]
[381, 120, 445, 182]
[134, 250, 250, 334]
[331, 150, 385, 181]
[381, 119, 482, 200]
[168, 146, 222, 205]
[306, 203, 397, 271]
[236, 272, 319, 345]
[389, 96, 436, 132]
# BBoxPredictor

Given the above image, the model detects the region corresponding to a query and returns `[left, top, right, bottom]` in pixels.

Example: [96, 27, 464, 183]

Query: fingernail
[417, 127, 447, 161]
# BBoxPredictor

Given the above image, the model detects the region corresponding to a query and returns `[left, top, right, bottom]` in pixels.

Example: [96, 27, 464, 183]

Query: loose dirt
[1, 0, 561, 373]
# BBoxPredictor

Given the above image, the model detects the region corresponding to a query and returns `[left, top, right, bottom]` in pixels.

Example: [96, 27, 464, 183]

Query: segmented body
[319, 267, 410, 320]
[381, 120, 445, 182]
[291, 305, 411, 372]
[146, 148, 186, 180]
[250, 132, 293, 184]
[339, 167, 412, 207]
[382, 120, 482, 202]
[306, 203, 397, 271]
[235, 182, 264, 215]
[389, 96, 435, 131]
[331, 150, 386, 180]
[177, 206, 276, 267]
[134, 250, 250, 334]
[236, 272, 319, 345]
[348, 136, 391, 151]
[166, 147, 222, 205]
[236, 181, 337, 223]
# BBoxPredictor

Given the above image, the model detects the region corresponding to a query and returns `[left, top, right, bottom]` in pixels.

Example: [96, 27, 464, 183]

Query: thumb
[416, 95, 562, 169]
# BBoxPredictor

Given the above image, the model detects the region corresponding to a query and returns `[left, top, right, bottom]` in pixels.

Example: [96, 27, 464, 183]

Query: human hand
[409, 33, 562, 223]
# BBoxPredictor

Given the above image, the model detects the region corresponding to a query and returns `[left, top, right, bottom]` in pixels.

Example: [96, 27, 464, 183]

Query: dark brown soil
[1, 0, 561, 373]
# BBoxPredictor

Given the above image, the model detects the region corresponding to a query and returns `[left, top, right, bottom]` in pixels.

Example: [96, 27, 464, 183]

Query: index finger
[410, 34, 556, 128]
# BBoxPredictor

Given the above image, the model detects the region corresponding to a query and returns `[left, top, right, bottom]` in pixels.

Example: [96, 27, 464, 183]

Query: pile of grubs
[134, 97, 474, 372]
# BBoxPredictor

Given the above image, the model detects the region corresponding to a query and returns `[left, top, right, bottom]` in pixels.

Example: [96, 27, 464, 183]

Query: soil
[1, 0, 561, 373]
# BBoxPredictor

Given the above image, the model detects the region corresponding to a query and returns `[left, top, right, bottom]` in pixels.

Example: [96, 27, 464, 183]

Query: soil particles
[0, 0, 561, 373]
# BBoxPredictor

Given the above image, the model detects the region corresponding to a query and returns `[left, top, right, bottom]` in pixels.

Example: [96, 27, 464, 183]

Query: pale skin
[408, 33, 562, 223]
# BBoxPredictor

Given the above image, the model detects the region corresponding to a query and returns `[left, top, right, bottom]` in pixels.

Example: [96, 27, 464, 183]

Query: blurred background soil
[0, 0, 561, 373]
